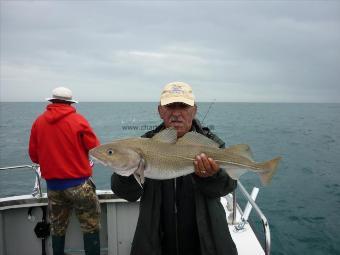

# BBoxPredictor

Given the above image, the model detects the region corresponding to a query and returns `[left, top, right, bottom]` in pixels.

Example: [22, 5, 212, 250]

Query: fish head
[89, 140, 142, 176]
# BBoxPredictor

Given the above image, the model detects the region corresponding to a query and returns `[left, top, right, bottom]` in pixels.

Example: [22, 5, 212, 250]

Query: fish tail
[258, 157, 282, 185]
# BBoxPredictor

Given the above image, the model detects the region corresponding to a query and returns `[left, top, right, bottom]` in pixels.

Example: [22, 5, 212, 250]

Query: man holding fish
[109, 82, 239, 255]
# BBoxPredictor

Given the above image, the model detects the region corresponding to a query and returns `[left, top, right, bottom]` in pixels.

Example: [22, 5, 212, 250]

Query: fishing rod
[200, 99, 216, 125]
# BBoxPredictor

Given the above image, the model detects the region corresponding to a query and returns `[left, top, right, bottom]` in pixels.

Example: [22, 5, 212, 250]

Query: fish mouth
[90, 155, 108, 167]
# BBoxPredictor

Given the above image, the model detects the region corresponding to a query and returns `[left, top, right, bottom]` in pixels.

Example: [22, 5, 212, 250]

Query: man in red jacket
[29, 87, 101, 255]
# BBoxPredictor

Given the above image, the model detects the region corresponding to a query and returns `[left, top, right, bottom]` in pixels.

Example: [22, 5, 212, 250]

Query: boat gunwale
[0, 190, 126, 211]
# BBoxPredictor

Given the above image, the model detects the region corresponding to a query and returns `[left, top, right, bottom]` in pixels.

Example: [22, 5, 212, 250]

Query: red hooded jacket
[29, 103, 100, 180]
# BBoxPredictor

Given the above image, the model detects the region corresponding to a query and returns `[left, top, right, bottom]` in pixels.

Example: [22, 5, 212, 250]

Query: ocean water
[0, 102, 339, 255]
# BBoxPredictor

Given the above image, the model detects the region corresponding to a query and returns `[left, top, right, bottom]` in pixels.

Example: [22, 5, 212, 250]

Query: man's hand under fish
[194, 153, 220, 178]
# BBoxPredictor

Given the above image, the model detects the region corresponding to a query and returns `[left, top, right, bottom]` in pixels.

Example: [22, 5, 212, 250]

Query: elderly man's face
[158, 102, 197, 138]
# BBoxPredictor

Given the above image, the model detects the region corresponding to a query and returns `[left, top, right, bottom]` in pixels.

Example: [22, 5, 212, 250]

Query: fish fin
[225, 144, 254, 161]
[222, 166, 248, 180]
[133, 158, 145, 187]
[152, 127, 177, 144]
[133, 173, 143, 188]
[258, 157, 282, 185]
[177, 132, 219, 147]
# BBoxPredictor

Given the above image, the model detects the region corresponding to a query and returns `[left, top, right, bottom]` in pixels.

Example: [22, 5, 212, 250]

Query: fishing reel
[28, 206, 50, 255]
[28, 206, 50, 239]
[34, 220, 50, 239]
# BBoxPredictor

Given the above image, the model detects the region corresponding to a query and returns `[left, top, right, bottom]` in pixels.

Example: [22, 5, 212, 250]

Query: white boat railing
[233, 181, 271, 255]
[0, 164, 42, 198]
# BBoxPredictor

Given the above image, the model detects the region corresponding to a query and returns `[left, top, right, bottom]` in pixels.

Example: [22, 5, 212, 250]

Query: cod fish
[90, 128, 282, 185]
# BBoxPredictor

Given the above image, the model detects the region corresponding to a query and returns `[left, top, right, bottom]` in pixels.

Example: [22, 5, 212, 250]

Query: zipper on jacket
[174, 178, 179, 255]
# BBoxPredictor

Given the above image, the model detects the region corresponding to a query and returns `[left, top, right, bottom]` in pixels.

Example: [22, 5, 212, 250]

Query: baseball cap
[160, 81, 195, 106]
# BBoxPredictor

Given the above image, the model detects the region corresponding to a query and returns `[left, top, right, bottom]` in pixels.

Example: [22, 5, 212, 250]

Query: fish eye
[107, 149, 114, 156]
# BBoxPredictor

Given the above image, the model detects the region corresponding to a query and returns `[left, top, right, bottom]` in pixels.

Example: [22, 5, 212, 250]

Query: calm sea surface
[1, 102, 339, 254]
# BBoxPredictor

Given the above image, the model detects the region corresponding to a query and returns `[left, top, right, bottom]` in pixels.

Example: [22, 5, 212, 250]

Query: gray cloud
[1, 1, 339, 102]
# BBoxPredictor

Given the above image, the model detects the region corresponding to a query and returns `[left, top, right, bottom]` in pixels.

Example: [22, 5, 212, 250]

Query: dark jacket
[111, 119, 238, 255]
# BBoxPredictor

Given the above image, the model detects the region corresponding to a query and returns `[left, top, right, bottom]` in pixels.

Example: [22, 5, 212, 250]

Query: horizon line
[1, 101, 339, 104]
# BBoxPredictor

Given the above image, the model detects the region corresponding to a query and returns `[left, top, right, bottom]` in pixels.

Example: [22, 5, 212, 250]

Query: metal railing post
[236, 181, 271, 255]
[232, 189, 237, 225]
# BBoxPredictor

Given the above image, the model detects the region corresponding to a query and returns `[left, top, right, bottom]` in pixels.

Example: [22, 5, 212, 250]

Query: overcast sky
[1, 0, 339, 103]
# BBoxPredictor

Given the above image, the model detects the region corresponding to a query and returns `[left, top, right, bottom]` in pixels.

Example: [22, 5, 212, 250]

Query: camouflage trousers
[47, 180, 101, 236]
